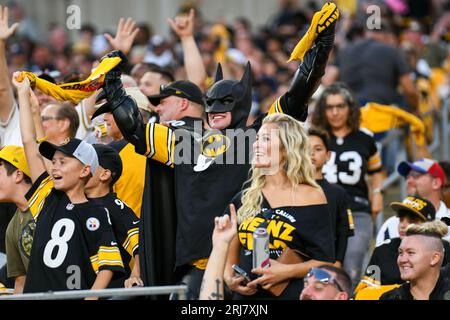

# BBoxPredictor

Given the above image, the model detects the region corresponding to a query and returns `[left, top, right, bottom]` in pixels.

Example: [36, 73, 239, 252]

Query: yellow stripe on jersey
[27, 175, 54, 220]
[191, 258, 209, 270]
[144, 123, 175, 167]
[354, 275, 381, 294]
[268, 96, 284, 114]
[122, 227, 139, 256]
[368, 152, 382, 172]
[90, 246, 124, 272]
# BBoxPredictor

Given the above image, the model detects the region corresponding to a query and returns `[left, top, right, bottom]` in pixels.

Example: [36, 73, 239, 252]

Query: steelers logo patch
[201, 134, 230, 157]
[86, 217, 100, 231]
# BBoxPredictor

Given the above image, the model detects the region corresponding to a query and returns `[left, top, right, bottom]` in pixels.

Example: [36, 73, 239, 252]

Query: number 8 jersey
[322, 129, 382, 213]
[23, 172, 125, 293]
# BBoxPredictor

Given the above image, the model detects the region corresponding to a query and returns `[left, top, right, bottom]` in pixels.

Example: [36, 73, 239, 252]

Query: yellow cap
[0, 145, 30, 178]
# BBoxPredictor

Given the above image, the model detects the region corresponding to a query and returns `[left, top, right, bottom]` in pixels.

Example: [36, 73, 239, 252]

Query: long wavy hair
[311, 82, 360, 134]
[237, 113, 319, 223]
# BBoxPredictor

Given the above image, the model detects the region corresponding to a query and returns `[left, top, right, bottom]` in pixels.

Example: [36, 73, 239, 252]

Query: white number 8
[43, 218, 75, 268]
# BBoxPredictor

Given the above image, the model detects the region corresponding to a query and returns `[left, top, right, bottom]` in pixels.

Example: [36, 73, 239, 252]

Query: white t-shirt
[0, 101, 22, 147]
[75, 101, 94, 141]
[376, 201, 450, 246]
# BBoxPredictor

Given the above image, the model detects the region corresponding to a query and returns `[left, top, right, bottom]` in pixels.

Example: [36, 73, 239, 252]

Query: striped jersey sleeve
[268, 96, 284, 114]
[143, 122, 175, 167]
[25, 172, 54, 220]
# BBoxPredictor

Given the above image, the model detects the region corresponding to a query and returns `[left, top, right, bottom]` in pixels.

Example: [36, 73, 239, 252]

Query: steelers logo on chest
[86, 217, 100, 231]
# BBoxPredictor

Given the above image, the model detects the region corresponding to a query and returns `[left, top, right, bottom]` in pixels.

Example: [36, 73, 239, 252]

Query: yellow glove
[288, 2, 340, 62]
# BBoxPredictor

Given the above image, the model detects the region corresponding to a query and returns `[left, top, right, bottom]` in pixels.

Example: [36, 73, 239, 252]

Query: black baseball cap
[92, 144, 123, 184]
[147, 80, 204, 106]
[390, 195, 436, 221]
[39, 139, 99, 174]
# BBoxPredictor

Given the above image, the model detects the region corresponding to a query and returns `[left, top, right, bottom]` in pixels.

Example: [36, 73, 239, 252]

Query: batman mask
[205, 62, 252, 129]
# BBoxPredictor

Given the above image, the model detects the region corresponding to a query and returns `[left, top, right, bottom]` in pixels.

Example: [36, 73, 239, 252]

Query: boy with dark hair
[85, 144, 141, 288]
[13, 74, 124, 296]
[308, 127, 354, 267]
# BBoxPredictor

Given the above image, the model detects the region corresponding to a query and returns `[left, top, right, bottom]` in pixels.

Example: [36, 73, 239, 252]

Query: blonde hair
[406, 220, 449, 238]
[237, 113, 318, 223]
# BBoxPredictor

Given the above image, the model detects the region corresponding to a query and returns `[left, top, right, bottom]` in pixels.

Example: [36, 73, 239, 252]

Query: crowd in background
[0, 0, 450, 300]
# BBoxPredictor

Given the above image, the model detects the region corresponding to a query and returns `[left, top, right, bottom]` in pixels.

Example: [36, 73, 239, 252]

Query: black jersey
[89, 193, 139, 280]
[24, 173, 124, 293]
[227, 192, 335, 300]
[380, 273, 450, 300]
[317, 179, 354, 262]
[322, 129, 382, 213]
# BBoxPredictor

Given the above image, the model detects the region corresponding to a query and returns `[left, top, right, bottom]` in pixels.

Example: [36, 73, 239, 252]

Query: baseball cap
[147, 80, 204, 106]
[0, 145, 30, 178]
[398, 158, 446, 185]
[125, 87, 151, 112]
[39, 139, 99, 175]
[390, 195, 436, 221]
[92, 144, 123, 184]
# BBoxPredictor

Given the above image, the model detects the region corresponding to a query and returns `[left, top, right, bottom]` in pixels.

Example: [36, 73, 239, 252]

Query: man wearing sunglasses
[300, 266, 352, 300]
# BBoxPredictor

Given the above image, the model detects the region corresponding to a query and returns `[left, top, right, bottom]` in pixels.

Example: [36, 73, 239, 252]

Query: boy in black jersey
[13, 74, 124, 297]
[85, 144, 141, 288]
[308, 127, 354, 267]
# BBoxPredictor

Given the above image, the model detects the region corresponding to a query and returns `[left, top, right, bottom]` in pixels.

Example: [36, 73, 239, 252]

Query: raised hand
[12, 71, 30, 93]
[104, 17, 139, 55]
[212, 203, 238, 247]
[0, 6, 19, 41]
[167, 8, 195, 39]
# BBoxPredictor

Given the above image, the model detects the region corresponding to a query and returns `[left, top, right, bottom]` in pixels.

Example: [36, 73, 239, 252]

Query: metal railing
[0, 285, 188, 300]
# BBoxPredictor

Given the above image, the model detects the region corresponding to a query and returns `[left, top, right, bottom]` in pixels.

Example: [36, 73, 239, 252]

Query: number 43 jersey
[322, 129, 382, 213]
[23, 172, 125, 293]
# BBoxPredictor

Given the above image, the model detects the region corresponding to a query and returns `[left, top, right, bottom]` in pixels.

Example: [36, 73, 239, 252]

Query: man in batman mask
[93, 2, 339, 299]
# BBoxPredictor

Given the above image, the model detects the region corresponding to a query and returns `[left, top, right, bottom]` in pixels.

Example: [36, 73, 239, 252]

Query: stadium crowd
[0, 0, 450, 300]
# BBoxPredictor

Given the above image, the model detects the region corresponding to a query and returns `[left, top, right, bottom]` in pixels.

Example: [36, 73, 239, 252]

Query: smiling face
[253, 123, 283, 170]
[208, 112, 232, 130]
[51, 151, 89, 192]
[397, 235, 436, 282]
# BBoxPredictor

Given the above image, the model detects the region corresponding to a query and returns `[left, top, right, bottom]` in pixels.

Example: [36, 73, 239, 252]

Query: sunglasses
[305, 268, 345, 292]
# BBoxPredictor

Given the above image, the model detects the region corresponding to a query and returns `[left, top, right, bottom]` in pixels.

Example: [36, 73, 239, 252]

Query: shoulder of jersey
[359, 127, 375, 137]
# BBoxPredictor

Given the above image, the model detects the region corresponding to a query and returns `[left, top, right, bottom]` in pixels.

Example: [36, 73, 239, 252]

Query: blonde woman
[224, 113, 335, 300]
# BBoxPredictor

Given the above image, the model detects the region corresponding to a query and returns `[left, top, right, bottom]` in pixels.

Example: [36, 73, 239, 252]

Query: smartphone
[232, 264, 251, 284]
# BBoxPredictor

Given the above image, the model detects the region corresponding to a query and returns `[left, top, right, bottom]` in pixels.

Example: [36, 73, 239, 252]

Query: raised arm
[104, 18, 139, 56]
[12, 73, 46, 183]
[168, 9, 207, 89]
[0, 6, 19, 123]
[268, 3, 338, 121]
[199, 204, 238, 300]
[91, 51, 174, 167]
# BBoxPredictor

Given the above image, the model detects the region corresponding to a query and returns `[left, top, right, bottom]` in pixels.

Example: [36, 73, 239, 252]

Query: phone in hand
[232, 264, 251, 284]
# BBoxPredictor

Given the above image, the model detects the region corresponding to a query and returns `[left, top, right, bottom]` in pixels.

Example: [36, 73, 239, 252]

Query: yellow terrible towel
[288, 2, 339, 62]
[17, 55, 122, 104]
